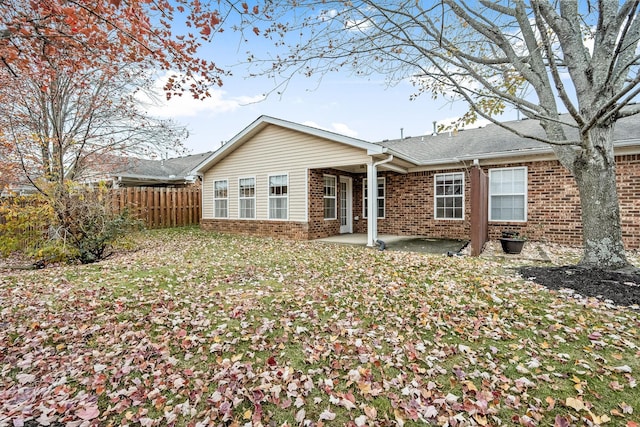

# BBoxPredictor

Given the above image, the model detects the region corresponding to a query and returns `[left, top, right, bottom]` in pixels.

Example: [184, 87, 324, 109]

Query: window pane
[491, 195, 525, 221]
[434, 173, 463, 219]
[324, 176, 336, 197]
[214, 180, 228, 198]
[363, 178, 385, 218]
[489, 167, 527, 221]
[240, 179, 255, 197]
[239, 178, 255, 219]
[377, 179, 385, 198]
[239, 199, 252, 218]
[215, 200, 227, 218]
[323, 176, 337, 219]
[269, 198, 287, 219]
[324, 198, 336, 219]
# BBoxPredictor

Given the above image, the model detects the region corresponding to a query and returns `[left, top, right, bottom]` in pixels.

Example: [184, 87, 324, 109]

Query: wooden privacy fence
[111, 187, 201, 229]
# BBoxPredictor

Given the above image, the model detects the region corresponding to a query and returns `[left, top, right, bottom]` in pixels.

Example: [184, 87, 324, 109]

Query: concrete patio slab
[315, 233, 468, 255]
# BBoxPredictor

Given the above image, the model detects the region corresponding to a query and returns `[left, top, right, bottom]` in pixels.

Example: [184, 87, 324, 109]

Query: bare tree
[255, 0, 640, 270]
[0, 63, 187, 191]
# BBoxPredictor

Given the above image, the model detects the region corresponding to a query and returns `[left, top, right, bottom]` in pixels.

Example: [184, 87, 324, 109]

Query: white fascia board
[368, 147, 419, 167]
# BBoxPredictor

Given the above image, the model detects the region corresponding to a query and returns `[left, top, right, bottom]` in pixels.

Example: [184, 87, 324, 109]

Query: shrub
[0, 183, 143, 264]
[0, 194, 64, 261]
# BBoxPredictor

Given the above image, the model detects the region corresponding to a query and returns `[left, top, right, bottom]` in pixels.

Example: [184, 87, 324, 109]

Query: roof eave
[412, 138, 640, 166]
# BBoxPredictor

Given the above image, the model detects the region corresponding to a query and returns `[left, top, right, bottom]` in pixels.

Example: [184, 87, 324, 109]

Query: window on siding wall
[269, 174, 288, 219]
[323, 175, 337, 220]
[489, 167, 527, 222]
[363, 177, 385, 218]
[213, 179, 228, 218]
[239, 177, 256, 219]
[434, 172, 464, 219]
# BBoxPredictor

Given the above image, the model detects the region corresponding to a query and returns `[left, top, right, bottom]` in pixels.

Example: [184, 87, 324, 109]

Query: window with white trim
[269, 174, 288, 219]
[239, 177, 256, 219]
[363, 177, 385, 218]
[434, 172, 464, 219]
[323, 175, 337, 220]
[213, 179, 228, 218]
[489, 167, 527, 222]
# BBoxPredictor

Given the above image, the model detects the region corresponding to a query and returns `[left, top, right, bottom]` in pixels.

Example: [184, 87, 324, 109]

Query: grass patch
[0, 228, 638, 426]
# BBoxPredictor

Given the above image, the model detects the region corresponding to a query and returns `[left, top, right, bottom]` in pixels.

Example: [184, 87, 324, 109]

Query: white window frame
[213, 179, 228, 218]
[434, 172, 464, 220]
[323, 175, 337, 220]
[363, 177, 385, 219]
[238, 176, 256, 219]
[489, 166, 528, 222]
[268, 173, 289, 220]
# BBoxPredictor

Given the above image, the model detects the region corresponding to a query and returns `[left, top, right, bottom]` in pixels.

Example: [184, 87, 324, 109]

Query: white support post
[367, 162, 377, 247]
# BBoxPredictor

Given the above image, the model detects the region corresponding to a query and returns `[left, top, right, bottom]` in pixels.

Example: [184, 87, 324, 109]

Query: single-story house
[103, 151, 213, 187]
[1, 152, 213, 196]
[193, 115, 640, 252]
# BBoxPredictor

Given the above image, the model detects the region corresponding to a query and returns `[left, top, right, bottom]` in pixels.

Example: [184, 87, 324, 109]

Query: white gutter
[367, 154, 394, 247]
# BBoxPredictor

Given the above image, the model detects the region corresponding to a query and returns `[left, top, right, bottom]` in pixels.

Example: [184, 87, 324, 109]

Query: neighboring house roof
[110, 151, 213, 186]
[193, 115, 390, 174]
[379, 113, 640, 165]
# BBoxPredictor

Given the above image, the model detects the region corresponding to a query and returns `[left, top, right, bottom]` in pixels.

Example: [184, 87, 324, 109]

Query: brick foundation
[201, 219, 309, 240]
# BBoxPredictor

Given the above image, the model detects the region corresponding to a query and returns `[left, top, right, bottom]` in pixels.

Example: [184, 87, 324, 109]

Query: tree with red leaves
[0, 0, 243, 98]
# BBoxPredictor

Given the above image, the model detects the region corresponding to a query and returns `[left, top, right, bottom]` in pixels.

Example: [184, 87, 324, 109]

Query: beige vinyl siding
[202, 125, 371, 221]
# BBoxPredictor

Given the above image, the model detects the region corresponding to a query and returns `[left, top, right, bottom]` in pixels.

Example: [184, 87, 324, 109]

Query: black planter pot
[499, 238, 525, 254]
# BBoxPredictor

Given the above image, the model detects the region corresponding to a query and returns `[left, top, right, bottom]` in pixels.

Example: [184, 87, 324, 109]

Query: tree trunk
[572, 127, 629, 270]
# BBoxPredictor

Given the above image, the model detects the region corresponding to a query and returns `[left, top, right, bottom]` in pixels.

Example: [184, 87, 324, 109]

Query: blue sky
[145, 66, 509, 155]
[140, 6, 517, 155]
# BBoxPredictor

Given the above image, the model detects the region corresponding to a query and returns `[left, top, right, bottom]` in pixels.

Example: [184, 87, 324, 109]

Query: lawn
[1, 228, 638, 427]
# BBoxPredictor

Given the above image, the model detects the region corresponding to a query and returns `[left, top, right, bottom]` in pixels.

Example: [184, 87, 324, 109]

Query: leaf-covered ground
[1, 228, 639, 427]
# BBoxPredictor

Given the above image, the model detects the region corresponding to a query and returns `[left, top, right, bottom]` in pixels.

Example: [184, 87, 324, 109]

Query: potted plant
[499, 231, 526, 254]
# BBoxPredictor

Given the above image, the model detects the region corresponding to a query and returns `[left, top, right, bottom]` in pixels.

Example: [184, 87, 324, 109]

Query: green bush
[0, 184, 143, 264]
[0, 194, 62, 260]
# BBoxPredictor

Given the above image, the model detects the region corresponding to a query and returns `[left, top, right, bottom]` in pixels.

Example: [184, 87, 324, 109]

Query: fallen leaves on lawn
[0, 229, 639, 426]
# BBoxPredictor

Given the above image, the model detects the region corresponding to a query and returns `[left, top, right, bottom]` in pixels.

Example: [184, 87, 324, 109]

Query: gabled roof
[113, 151, 213, 184]
[194, 115, 389, 174]
[378, 113, 640, 165]
[194, 113, 640, 174]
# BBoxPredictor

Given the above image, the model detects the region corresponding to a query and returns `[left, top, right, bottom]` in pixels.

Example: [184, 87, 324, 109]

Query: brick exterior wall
[486, 154, 640, 249]
[308, 169, 343, 239]
[201, 219, 309, 240]
[352, 156, 640, 249]
[202, 155, 640, 249]
[352, 171, 471, 240]
[485, 160, 581, 244]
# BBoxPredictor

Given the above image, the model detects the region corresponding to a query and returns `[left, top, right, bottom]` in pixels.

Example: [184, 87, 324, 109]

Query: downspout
[367, 154, 394, 247]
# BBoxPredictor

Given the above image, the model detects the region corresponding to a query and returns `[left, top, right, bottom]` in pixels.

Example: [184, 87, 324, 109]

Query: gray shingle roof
[378, 114, 640, 165]
[114, 151, 213, 181]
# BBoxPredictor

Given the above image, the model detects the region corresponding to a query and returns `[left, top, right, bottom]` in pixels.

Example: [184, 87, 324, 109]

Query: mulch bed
[519, 265, 640, 309]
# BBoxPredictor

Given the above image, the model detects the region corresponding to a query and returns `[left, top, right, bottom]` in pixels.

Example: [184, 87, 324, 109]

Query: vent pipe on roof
[432, 121, 437, 136]
[400, 127, 404, 139]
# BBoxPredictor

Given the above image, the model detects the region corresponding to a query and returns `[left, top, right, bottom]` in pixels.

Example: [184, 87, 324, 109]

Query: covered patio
[315, 233, 468, 254]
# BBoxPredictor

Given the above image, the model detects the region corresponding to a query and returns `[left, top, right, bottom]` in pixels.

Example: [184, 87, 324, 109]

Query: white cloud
[345, 17, 372, 32]
[331, 122, 359, 137]
[302, 120, 359, 137]
[430, 116, 492, 134]
[136, 73, 265, 118]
